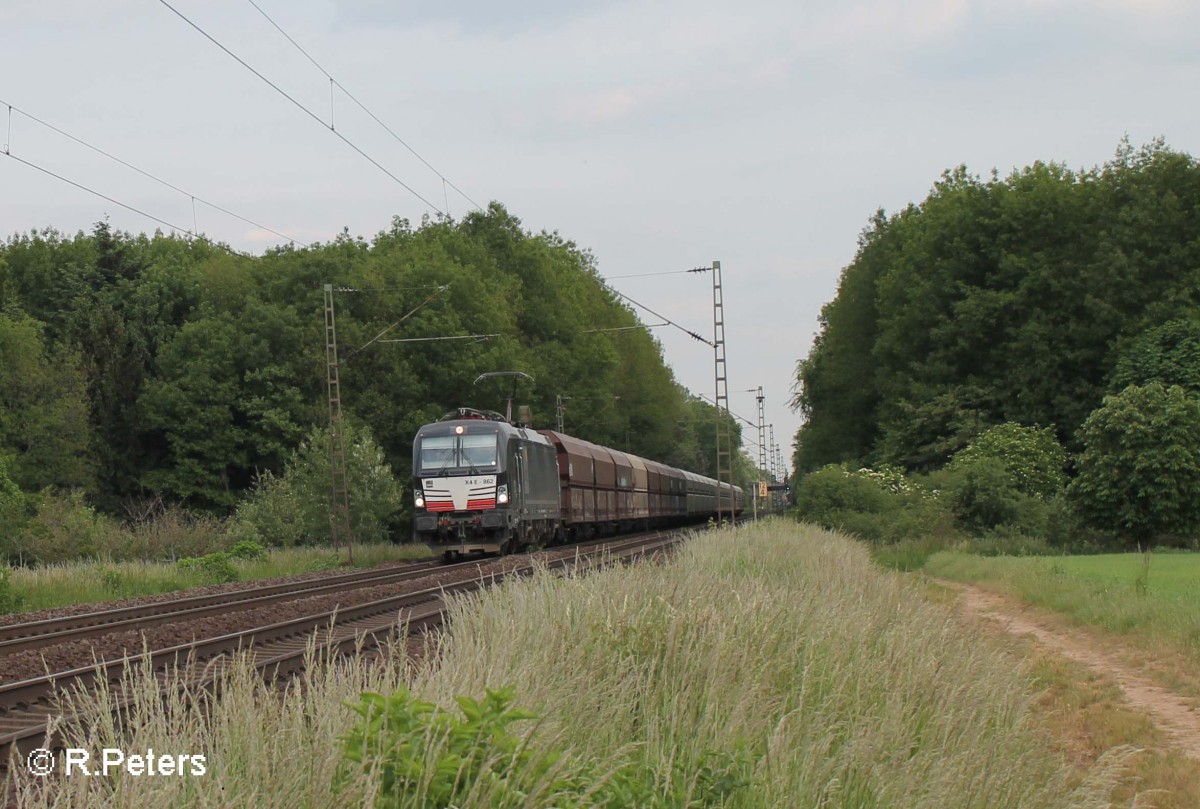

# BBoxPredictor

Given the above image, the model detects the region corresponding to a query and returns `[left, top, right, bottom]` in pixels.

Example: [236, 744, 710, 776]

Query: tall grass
[1, 543, 429, 615]
[6, 522, 1129, 808]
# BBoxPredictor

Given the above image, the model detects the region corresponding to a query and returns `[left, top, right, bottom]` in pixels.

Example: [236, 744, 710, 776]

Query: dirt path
[941, 579, 1200, 762]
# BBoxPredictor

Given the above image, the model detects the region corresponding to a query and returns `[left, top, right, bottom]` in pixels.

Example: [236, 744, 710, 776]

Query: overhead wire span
[604, 267, 712, 280]
[378, 333, 498, 344]
[581, 322, 668, 334]
[0, 99, 296, 246]
[674, 416, 762, 444]
[245, 0, 482, 212]
[349, 285, 450, 356]
[4, 151, 193, 238]
[331, 285, 445, 293]
[602, 285, 714, 347]
[157, 0, 444, 214]
[699, 394, 757, 430]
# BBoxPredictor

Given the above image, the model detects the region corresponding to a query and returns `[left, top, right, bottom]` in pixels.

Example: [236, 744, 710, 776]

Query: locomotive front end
[411, 416, 512, 556]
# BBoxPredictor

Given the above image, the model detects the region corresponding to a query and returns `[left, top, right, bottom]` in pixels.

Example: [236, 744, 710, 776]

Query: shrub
[8, 489, 127, 564]
[948, 422, 1066, 500]
[1068, 382, 1200, 542]
[232, 423, 403, 547]
[870, 536, 951, 571]
[797, 465, 892, 520]
[228, 539, 266, 560]
[939, 458, 1025, 534]
[338, 685, 749, 809]
[0, 566, 22, 613]
[177, 552, 239, 584]
[119, 501, 229, 560]
[796, 465, 953, 543]
[927, 460, 1060, 539]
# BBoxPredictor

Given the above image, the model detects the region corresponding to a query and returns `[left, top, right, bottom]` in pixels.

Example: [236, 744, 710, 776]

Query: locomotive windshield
[418, 434, 499, 474]
[461, 435, 497, 467]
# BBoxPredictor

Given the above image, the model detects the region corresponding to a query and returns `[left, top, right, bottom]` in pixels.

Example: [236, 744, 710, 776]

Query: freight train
[411, 408, 744, 557]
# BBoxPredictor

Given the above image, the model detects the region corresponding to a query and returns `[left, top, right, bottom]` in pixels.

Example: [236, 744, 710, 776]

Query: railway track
[0, 528, 685, 771]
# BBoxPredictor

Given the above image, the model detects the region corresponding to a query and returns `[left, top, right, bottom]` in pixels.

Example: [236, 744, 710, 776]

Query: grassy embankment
[0, 543, 430, 616]
[7, 521, 1127, 808]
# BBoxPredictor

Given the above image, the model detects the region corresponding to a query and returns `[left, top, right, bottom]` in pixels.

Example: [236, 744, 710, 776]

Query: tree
[1110, 318, 1200, 393]
[792, 140, 1200, 470]
[0, 308, 94, 490]
[1068, 383, 1200, 541]
[139, 301, 313, 510]
[0, 206, 724, 518]
[0, 456, 26, 556]
[791, 210, 890, 471]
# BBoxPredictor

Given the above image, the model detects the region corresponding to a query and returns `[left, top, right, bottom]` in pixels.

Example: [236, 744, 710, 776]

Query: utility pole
[754, 387, 767, 477]
[768, 424, 777, 483]
[323, 284, 352, 563]
[755, 386, 766, 512]
[743, 386, 767, 518]
[555, 394, 565, 433]
[711, 260, 734, 526]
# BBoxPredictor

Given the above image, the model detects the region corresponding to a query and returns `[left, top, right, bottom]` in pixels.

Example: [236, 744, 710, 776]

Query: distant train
[411, 408, 744, 556]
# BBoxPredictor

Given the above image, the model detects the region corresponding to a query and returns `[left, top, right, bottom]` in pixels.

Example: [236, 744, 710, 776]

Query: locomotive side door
[506, 438, 519, 513]
[517, 444, 530, 516]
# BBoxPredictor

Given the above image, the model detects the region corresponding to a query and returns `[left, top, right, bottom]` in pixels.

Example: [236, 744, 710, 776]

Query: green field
[925, 551, 1200, 661]
[1049, 553, 1200, 596]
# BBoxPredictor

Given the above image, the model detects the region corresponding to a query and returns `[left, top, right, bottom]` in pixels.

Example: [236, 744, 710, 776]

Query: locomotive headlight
[414, 491, 425, 509]
[496, 484, 509, 505]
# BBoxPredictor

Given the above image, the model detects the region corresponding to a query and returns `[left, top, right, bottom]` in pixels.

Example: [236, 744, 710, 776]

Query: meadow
[925, 550, 1200, 664]
[6, 520, 1128, 808]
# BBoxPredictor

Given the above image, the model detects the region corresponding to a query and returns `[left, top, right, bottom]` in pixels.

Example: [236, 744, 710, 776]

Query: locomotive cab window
[418, 436, 455, 473]
[417, 434, 499, 473]
[461, 434, 499, 468]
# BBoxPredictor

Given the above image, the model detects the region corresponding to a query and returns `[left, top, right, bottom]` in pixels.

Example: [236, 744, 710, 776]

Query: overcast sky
[3, 0, 1198, 477]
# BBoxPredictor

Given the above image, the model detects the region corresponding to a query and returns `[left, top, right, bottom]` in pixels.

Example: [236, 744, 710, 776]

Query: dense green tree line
[0, 204, 746, 525]
[793, 139, 1200, 475]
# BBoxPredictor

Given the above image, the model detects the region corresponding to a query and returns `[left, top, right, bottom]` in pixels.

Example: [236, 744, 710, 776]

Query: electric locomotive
[411, 408, 560, 557]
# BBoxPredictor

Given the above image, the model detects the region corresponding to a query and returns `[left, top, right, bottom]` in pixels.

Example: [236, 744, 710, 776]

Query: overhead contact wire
[4, 152, 192, 236]
[157, 0, 443, 214]
[350, 285, 450, 356]
[0, 100, 296, 245]
[244, 0, 482, 212]
[605, 267, 711, 280]
[602, 285, 714, 347]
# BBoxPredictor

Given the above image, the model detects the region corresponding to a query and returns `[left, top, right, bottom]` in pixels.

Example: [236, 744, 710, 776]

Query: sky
[2, 0, 1199, 479]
